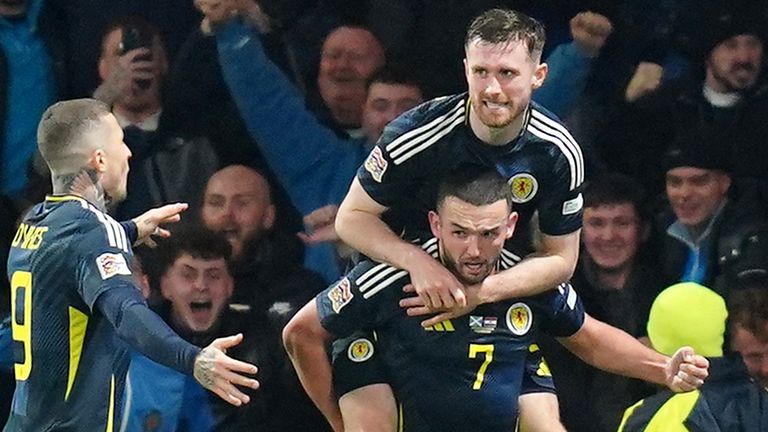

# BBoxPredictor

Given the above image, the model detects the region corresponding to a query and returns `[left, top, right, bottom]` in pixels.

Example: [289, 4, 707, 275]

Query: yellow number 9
[10, 270, 32, 380]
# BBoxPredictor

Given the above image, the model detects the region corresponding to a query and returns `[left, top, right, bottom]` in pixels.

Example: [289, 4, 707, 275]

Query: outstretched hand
[131, 202, 187, 247]
[194, 333, 260, 406]
[665, 346, 709, 392]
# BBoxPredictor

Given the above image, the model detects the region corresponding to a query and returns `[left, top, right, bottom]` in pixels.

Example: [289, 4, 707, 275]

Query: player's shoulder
[524, 101, 578, 145]
[343, 259, 411, 301]
[340, 239, 440, 301]
[380, 93, 468, 144]
[528, 100, 564, 124]
[21, 196, 91, 229]
[523, 102, 585, 189]
[44, 196, 131, 252]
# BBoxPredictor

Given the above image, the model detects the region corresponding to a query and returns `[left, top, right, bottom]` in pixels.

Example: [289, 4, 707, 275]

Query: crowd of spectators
[2, 0, 768, 430]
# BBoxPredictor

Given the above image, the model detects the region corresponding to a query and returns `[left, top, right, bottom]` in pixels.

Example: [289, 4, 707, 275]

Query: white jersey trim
[86, 204, 130, 252]
[386, 100, 465, 165]
[527, 109, 584, 191]
[354, 238, 440, 300]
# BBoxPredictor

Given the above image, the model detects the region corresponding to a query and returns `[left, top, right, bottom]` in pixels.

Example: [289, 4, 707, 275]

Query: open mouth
[190, 301, 213, 312]
[464, 262, 486, 273]
[221, 228, 239, 241]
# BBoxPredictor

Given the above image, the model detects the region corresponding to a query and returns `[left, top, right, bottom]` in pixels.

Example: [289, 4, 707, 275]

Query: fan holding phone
[120, 23, 154, 89]
[94, 17, 168, 115]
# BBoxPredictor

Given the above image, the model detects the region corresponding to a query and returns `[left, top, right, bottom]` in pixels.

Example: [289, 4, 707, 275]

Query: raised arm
[534, 11, 613, 117]
[210, 14, 364, 214]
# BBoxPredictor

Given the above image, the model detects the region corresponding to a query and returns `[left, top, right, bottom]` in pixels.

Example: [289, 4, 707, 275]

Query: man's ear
[506, 212, 518, 239]
[428, 210, 441, 239]
[719, 173, 732, 196]
[224, 274, 234, 299]
[158, 275, 172, 301]
[92, 148, 107, 173]
[263, 204, 276, 230]
[532, 62, 548, 90]
[98, 56, 110, 81]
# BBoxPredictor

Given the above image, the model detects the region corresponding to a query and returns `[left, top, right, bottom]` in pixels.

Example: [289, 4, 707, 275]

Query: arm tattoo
[194, 347, 218, 389]
[52, 168, 111, 211]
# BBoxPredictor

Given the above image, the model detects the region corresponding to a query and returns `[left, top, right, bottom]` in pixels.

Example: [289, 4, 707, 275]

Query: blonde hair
[37, 99, 111, 174]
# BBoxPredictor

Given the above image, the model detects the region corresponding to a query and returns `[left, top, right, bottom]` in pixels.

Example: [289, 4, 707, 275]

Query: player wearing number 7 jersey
[4, 99, 259, 432]
[284, 168, 710, 431]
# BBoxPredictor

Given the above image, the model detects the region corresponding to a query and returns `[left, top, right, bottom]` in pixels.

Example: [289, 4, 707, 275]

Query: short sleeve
[539, 283, 586, 338]
[528, 108, 585, 236]
[316, 261, 407, 337]
[536, 154, 584, 237]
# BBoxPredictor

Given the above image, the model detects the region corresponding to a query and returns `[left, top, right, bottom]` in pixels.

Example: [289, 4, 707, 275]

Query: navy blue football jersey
[358, 93, 585, 257]
[5, 195, 137, 432]
[317, 239, 585, 431]
[331, 331, 556, 401]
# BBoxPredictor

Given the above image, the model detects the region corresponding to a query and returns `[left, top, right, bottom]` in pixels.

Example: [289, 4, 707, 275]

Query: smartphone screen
[120, 25, 153, 89]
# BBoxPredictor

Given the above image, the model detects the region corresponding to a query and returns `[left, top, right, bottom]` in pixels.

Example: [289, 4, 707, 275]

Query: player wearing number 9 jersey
[6, 196, 151, 431]
[4, 99, 259, 432]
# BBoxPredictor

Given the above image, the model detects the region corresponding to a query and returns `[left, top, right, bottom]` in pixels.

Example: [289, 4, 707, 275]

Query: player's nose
[466, 236, 481, 255]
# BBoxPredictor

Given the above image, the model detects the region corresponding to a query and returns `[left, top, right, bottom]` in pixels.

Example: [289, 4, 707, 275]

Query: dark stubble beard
[713, 63, 760, 93]
[439, 248, 496, 286]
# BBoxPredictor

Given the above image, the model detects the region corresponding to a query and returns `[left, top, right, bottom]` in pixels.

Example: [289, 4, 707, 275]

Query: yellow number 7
[11, 271, 33, 381]
[468, 344, 494, 390]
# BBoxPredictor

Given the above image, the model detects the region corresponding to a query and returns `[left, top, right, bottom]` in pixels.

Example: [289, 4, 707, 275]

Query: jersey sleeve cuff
[120, 220, 138, 245]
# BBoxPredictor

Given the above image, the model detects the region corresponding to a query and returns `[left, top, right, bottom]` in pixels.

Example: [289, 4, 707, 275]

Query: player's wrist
[399, 244, 434, 271]
[476, 275, 499, 305]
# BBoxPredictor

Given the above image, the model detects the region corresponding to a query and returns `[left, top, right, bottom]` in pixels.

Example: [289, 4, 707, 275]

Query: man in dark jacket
[541, 173, 662, 432]
[600, 2, 768, 195]
[651, 136, 768, 294]
[93, 15, 219, 220]
[201, 164, 330, 431]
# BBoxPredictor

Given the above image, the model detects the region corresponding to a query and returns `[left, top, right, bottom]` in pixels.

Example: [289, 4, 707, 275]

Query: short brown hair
[37, 99, 111, 173]
[465, 9, 546, 58]
[729, 283, 768, 342]
[437, 165, 513, 213]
